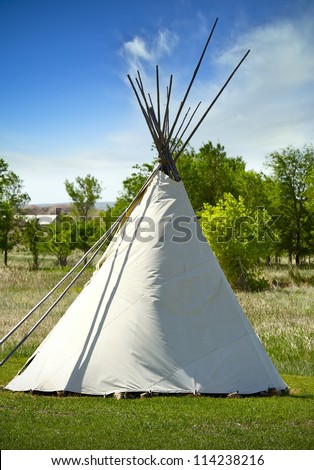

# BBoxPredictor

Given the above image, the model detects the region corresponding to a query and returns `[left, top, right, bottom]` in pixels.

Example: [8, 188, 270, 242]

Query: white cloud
[155, 29, 178, 57]
[122, 28, 178, 75]
[187, 16, 314, 170]
[123, 36, 152, 62]
[220, 18, 314, 90]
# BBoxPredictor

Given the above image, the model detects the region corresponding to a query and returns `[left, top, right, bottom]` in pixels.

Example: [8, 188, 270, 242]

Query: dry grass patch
[0, 265, 92, 355]
[1, 262, 313, 377]
[237, 286, 314, 376]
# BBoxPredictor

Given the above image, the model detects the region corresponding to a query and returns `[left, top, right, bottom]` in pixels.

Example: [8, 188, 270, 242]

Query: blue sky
[1, 0, 313, 203]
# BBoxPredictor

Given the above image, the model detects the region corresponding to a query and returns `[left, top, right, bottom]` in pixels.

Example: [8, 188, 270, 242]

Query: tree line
[1, 142, 313, 289]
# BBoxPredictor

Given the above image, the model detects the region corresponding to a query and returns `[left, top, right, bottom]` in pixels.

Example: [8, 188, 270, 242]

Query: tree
[23, 217, 46, 269]
[303, 165, 314, 259]
[0, 158, 30, 265]
[266, 145, 314, 265]
[201, 193, 276, 290]
[111, 163, 155, 220]
[65, 174, 103, 219]
[46, 214, 73, 267]
[74, 216, 107, 257]
[238, 170, 278, 211]
[177, 141, 247, 211]
[65, 174, 103, 258]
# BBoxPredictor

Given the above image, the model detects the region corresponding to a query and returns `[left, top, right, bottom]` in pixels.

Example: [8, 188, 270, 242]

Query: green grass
[0, 359, 313, 450]
[0, 260, 313, 450]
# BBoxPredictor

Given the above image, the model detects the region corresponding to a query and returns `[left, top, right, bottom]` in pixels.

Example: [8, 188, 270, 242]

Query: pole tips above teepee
[127, 18, 250, 180]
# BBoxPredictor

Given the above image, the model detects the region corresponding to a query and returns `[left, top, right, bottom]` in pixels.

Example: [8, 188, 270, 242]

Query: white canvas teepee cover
[7, 171, 286, 395]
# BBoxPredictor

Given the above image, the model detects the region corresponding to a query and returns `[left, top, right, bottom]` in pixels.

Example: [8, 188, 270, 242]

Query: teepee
[3, 20, 286, 396]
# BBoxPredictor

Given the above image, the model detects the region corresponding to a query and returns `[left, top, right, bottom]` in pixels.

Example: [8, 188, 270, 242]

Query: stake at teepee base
[2, 19, 287, 397]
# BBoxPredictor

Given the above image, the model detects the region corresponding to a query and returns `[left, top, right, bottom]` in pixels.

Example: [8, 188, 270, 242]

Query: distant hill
[25, 201, 114, 215]
[96, 201, 115, 210]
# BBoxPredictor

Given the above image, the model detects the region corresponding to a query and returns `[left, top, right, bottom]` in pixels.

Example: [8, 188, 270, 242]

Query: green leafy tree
[65, 174, 103, 258]
[201, 193, 276, 290]
[65, 174, 103, 219]
[23, 217, 46, 269]
[46, 214, 73, 267]
[0, 158, 30, 265]
[111, 163, 155, 220]
[238, 170, 278, 211]
[177, 141, 247, 211]
[305, 165, 314, 212]
[73, 216, 107, 256]
[303, 165, 314, 259]
[266, 144, 314, 264]
[176, 142, 280, 231]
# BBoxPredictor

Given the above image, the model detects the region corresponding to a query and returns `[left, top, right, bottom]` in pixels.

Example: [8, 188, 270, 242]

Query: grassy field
[0, 257, 313, 449]
[1, 360, 313, 450]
